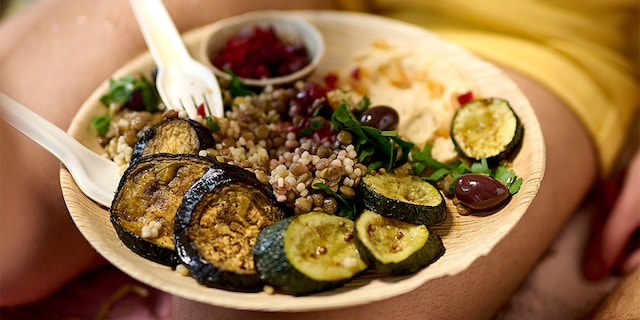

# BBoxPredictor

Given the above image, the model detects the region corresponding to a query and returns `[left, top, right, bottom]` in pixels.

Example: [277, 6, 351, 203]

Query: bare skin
[0, 0, 335, 306]
[170, 66, 598, 320]
[0, 0, 637, 318]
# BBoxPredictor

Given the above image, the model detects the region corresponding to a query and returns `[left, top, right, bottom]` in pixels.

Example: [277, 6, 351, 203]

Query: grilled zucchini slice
[131, 118, 215, 162]
[253, 212, 368, 295]
[450, 97, 523, 163]
[359, 172, 446, 226]
[110, 153, 215, 266]
[174, 163, 287, 292]
[355, 210, 445, 274]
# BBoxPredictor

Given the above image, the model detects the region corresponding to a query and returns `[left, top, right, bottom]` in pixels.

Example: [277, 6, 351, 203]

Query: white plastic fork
[0, 93, 120, 208]
[129, 0, 224, 119]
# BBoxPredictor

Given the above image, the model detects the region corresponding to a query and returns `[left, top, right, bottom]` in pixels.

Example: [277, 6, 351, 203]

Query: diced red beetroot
[211, 25, 311, 79]
[253, 64, 272, 78]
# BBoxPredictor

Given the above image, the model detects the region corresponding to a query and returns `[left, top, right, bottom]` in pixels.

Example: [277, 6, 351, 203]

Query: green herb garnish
[227, 70, 256, 97]
[99, 73, 159, 112]
[205, 116, 220, 132]
[495, 164, 524, 194]
[313, 182, 357, 220]
[411, 143, 522, 195]
[90, 113, 111, 137]
[355, 95, 371, 114]
[331, 102, 414, 171]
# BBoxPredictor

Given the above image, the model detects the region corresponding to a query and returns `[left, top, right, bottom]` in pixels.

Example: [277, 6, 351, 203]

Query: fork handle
[0, 93, 91, 174]
[0, 93, 119, 207]
[129, 0, 191, 68]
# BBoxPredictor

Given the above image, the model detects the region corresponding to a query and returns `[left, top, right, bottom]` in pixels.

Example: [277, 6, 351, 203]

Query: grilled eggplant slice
[355, 210, 445, 274]
[450, 97, 524, 163]
[359, 171, 446, 226]
[131, 118, 215, 162]
[174, 163, 287, 292]
[253, 212, 368, 296]
[110, 153, 215, 266]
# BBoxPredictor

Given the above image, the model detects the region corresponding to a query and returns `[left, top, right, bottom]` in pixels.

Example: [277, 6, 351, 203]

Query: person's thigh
[172, 67, 598, 319]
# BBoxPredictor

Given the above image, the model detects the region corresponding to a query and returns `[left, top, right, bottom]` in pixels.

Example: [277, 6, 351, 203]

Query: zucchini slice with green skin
[110, 153, 215, 266]
[253, 212, 368, 295]
[355, 210, 445, 274]
[450, 97, 524, 163]
[174, 162, 287, 292]
[359, 172, 446, 226]
[131, 118, 215, 163]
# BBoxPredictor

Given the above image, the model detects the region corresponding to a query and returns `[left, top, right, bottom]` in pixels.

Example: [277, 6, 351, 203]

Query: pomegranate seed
[324, 72, 339, 89]
[197, 103, 206, 118]
[457, 91, 474, 106]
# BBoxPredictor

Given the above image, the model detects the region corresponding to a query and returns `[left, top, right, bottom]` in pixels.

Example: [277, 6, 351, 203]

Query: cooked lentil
[98, 80, 368, 215]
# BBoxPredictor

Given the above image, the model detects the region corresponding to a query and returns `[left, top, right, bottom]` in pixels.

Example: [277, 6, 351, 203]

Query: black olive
[454, 174, 509, 210]
[359, 105, 399, 131]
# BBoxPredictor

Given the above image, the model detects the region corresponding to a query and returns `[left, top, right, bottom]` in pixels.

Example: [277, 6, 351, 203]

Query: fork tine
[191, 95, 198, 109]
[202, 93, 212, 116]
[175, 93, 216, 119]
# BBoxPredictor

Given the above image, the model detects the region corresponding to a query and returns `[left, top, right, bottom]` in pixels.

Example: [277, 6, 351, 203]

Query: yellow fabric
[337, 0, 639, 176]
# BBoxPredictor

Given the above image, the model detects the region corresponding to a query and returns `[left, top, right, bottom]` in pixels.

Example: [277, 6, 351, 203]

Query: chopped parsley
[227, 70, 257, 98]
[205, 116, 220, 132]
[99, 73, 159, 112]
[411, 143, 523, 195]
[90, 113, 111, 137]
[93, 73, 159, 136]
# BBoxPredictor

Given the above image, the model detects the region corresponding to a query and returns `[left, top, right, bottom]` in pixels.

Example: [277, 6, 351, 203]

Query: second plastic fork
[129, 0, 224, 119]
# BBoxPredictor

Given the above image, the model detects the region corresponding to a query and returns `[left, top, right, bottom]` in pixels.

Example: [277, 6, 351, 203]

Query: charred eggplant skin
[174, 162, 288, 292]
[111, 214, 180, 266]
[110, 153, 215, 267]
[131, 118, 215, 163]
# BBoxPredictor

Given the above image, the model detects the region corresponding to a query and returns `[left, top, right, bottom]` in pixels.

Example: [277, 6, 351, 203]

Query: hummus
[336, 40, 473, 162]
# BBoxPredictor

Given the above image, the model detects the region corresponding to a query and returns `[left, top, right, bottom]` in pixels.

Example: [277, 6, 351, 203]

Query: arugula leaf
[389, 134, 414, 169]
[313, 182, 357, 220]
[355, 95, 371, 114]
[331, 103, 368, 144]
[411, 143, 449, 174]
[331, 102, 414, 171]
[412, 144, 469, 194]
